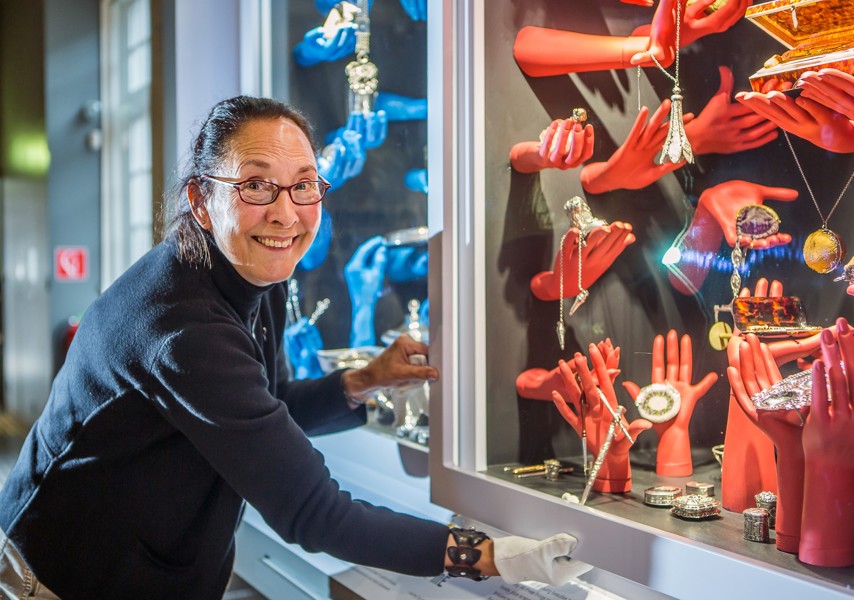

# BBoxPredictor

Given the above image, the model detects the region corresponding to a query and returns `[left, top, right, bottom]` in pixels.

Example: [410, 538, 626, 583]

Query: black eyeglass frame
[200, 174, 331, 206]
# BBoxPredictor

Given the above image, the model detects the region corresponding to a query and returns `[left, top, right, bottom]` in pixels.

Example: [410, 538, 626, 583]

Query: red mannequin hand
[720, 278, 781, 512]
[622, 0, 653, 5]
[849, 283, 854, 297]
[510, 119, 595, 173]
[697, 180, 796, 248]
[727, 333, 806, 552]
[630, 0, 748, 64]
[516, 339, 621, 402]
[552, 344, 652, 492]
[800, 320, 854, 567]
[623, 330, 718, 476]
[797, 69, 854, 122]
[581, 101, 694, 194]
[735, 90, 854, 153]
[530, 223, 635, 301]
[685, 66, 778, 155]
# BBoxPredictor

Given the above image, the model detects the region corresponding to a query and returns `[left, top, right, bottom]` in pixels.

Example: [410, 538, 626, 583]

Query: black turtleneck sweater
[0, 237, 448, 599]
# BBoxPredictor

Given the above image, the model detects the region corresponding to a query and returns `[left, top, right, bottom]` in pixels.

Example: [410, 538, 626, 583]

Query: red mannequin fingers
[665, 329, 680, 382]
[651, 334, 666, 383]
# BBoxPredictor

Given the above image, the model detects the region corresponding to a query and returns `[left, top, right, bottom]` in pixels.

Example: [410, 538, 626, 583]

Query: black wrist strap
[446, 526, 490, 581]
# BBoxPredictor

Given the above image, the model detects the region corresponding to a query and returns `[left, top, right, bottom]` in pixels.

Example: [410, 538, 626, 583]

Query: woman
[0, 96, 583, 599]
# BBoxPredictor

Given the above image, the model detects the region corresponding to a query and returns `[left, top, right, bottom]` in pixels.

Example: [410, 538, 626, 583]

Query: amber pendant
[803, 228, 846, 274]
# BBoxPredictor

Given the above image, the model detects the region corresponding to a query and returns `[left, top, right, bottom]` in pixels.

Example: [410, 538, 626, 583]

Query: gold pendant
[803, 228, 846, 274]
[708, 321, 733, 352]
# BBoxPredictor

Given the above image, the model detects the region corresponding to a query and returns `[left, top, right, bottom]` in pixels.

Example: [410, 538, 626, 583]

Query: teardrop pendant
[658, 87, 693, 165]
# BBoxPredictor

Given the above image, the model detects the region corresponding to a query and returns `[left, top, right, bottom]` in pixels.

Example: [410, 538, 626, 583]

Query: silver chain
[647, 0, 681, 85]
[783, 131, 854, 229]
[558, 230, 568, 341]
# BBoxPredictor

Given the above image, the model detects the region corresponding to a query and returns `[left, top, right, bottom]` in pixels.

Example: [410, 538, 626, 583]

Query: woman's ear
[188, 182, 211, 230]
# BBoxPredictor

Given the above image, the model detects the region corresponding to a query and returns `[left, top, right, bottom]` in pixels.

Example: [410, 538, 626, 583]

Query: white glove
[493, 533, 592, 586]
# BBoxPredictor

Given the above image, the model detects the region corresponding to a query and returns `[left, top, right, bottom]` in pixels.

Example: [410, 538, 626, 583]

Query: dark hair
[164, 95, 316, 267]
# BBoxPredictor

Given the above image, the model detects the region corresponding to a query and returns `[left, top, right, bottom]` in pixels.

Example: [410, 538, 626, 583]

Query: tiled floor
[0, 413, 267, 600]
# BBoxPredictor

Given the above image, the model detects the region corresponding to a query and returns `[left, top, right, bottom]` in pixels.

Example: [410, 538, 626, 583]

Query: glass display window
[429, 1, 854, 598]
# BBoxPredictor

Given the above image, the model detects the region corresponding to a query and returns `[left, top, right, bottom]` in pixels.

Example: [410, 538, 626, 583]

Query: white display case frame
[425, 2, 854, 598]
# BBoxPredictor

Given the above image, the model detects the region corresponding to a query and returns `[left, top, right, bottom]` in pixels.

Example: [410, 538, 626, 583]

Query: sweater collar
[207, 235, 275, 321]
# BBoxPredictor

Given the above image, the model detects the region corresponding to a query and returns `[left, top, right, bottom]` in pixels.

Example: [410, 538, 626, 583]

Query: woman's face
[194, 118, 322, 286]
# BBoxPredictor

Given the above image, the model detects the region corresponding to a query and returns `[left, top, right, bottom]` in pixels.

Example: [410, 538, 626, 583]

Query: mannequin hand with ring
[623, 330, 718, 476]
[345, 236, 387, 347]
[529, 223, 635, 301]
[728, 332, 808, 553]
[735, 89, 854, 154]
[800, 319, 854, 567]
[516, 339, 621, 402]
[684, 66, 779, 156]
[797, 68, 854, 122]
[580, 100, 693, 194]
[552, 344, 652, 493]
[509, 118, 595, 174]
[293, 25, 357, 68]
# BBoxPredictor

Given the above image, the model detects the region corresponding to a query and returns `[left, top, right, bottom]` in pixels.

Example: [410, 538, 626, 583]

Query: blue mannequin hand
[285, 317, 325, 380]
[386, 245, 428, 283]
[324, 110, 388, 150]
[317, 129, 366, 189]
[398, 0, 427, 21]
[292, 25, 356, 67]
[298, 207, 333, 272]
[375, 92, 427, 121]
[404, 168, 428, 194]
[346, 236, 388, 347]
[315, 0, 373, 14]
[418, 298, 429, 329]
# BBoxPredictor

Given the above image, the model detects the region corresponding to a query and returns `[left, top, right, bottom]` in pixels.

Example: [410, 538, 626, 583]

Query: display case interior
[430, 0, 854, 597]
[274, 0, 430, 447]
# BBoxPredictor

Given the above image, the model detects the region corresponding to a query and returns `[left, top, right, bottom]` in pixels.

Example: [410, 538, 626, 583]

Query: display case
[428, 1, 854, 599]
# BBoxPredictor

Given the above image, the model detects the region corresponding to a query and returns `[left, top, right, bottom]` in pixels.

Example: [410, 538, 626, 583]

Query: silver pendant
[658, 88, 694, 165]
[556, 318, 566, 351]
[346, 55, 379, 97]
[569, 289, 589, 316]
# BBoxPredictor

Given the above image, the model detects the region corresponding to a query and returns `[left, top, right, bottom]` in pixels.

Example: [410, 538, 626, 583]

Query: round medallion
[735, 204, 780, 239]
[571, 107, 588, 123]
[708, 321, 732, 352]
[635, 382, 681, 423]
[803, 228, 846, 274]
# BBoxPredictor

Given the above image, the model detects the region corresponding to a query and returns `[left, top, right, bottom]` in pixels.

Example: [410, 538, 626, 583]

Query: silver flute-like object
[597, 389, 633, 444]
[308, 298, 331, 326]
[580, 405, 625, 506]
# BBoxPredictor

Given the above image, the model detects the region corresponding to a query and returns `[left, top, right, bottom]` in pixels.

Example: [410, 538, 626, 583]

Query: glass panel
[102, 0, 152, 288]
[441, 0, 854, 594]
[273, 1, 430, 447]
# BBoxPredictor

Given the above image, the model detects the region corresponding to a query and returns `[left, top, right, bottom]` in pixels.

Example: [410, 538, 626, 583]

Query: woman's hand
[797, 68, 854, 121]
[342, 334, 438, 403]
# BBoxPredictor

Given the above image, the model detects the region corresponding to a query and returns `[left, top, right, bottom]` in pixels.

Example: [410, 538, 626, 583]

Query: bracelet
[446, 526, 490, 581]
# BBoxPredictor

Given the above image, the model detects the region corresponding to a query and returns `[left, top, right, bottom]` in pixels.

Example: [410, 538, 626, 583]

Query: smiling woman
[0, 95, 587, 599]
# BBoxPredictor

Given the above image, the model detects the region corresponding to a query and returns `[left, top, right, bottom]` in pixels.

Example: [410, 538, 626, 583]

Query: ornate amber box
[745, 0, 854, 92]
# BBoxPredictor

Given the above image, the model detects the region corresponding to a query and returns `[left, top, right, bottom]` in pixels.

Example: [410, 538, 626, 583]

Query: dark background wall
[482, 1, 854, 466]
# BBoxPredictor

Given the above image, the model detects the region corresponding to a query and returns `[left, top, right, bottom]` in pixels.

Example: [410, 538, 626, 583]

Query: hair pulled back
[164, 95, 315, 267]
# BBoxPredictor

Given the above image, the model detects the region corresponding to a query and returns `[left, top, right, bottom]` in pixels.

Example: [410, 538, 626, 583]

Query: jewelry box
[745, 0, 854, 92]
